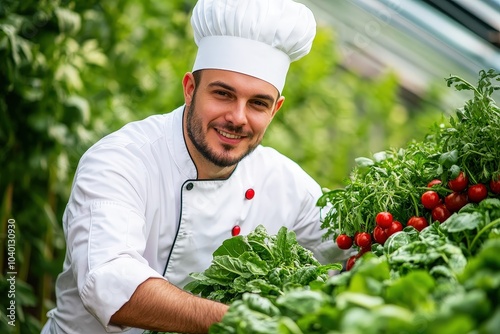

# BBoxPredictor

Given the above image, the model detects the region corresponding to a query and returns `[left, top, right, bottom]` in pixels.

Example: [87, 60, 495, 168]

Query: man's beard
[185, 96, 259, 168]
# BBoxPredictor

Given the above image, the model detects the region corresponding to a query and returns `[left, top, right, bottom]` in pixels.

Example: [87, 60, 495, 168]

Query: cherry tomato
[490, 178, 500, 194]
[467, 184, 488, 203]
[407, 216, 428, 232]
[346, 255, 356, 271]
[427, 179, 442, 188]
[375, 211, 393, 228]
[355, 232, 372, 248]
[336, 234, 353, 250]
[421, 191, 441, 210]
[373, 226, 388, 244]
[356, 245, 371, 258]
[448, 171, 469, 192]
[387, 221, 403, 236]
[353, 232, 360, 246]
[444, 192, 468, 212]
[431, 204, 451, 223]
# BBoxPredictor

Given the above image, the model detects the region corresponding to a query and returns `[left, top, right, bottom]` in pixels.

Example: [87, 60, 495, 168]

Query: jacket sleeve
[65, 142, 165, 331]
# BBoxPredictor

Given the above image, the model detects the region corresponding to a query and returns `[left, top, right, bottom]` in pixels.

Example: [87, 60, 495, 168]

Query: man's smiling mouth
[217, 129, 243, 139]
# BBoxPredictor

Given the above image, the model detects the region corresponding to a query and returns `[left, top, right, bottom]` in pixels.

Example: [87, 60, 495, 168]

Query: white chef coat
[43, 106, 348, 333]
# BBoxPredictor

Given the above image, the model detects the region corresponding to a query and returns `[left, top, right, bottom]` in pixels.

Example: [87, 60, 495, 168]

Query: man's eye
[214, 90, 229, 97]
[252, 100, 269, 108]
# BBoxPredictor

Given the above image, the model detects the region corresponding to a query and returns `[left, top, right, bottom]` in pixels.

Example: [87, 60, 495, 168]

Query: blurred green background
[1, 0, 499, 332]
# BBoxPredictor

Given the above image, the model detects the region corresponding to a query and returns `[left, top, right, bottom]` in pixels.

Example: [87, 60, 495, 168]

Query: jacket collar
[168, 106, 198, 179]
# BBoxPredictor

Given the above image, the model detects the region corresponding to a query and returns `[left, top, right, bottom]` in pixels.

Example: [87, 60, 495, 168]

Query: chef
[42, 0, 349, 333]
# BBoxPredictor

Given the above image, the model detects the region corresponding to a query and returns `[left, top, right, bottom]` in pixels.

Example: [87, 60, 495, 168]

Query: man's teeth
[218, 130, 242, 139]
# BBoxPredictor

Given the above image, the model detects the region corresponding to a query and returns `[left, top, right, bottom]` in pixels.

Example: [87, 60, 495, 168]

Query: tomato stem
[469, 217, 500, 252]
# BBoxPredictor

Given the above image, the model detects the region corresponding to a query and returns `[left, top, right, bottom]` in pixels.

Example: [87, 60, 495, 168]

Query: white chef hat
[190, 0, 316, 93]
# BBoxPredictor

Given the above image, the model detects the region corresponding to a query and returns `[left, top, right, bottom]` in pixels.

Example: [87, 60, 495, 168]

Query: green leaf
[204, 256, 252, 280]
[354, 157, 374, 168]
[385, 270, 436, 311]
[213, 236, 252, 257]
[274, 227, 294, 265]
[244, 279, 282, 296]
[243, 293, 281, 316]
[448, 164, 461, 179]
[276, 290, 329, 316]
[441, 212, 483, 232]
[239, 252, 269, 275]
[335, 292, 385, 310]
[438, 150, 458, 167]
[286, 266, 319, 286]
[64, 95, 90, 124]
[383, 230, 416, 255]
[440, 289, 491, 319]
[55, 7, 81, 34]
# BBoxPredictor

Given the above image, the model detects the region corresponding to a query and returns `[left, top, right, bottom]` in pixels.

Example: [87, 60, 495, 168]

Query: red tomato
[467, 184, 488, 203]
[421, 191, 441, 210]
[431, 204, 451, 223]
[356, 245, 371, 258]
[445, 192, 468, 212]
[387, 221, 403, 236]
[353, 232, 360, 246]
[407, 216, 428, 232]
[375, 211, 393, 228]
[490, 179, 500, 194]
[355, 232, 372, 248]
[346, 255, 356, 271]
[448, 172, 469, 192]
[336, 234, 353, 250]
[427, 179, 442, 188]
[373, 226, 388, 244]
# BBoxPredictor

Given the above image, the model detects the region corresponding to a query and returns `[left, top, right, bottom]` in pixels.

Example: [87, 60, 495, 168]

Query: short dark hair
[192, 70, 202, 86]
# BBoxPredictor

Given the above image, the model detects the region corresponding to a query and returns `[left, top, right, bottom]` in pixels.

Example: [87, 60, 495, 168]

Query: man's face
[183, 69, 284, 168]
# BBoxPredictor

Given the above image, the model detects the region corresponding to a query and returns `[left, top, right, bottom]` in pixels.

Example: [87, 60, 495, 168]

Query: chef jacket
[44, 106, 348, 333]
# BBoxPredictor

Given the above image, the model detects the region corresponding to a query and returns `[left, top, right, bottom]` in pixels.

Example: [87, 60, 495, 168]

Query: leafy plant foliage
[319, 70, 500, 241]
[184, 225, 341, 304]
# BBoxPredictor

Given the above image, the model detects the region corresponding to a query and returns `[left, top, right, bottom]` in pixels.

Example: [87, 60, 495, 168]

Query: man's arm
[110, 277, 228, 333]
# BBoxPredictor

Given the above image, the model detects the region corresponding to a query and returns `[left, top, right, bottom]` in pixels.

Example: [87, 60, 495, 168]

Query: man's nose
[225, 101, 247, 125]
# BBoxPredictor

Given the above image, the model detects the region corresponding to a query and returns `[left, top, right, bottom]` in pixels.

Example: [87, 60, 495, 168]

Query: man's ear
[272, 96, 285, 118]
[182, 72, 196, 106]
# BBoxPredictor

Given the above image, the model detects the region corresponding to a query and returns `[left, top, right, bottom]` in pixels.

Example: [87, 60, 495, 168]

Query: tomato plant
[431, 204, 451, 223]
[336, 234, 353, 250]
[375, 211, 393, 228]
[490, 179, 500, 194]
[407, 216, 428, 231]
[387, 221, 403, 236]
[421, 191, 441, 210]
[427, 179, 442, 188]
[467, 184, 488, 203]
[445, 192, 468, 212]
[373, 226, 388, 244]
[448, 171, 469, 192]
[356, 245, 371, 259]
[355, 232, 372, 248]
[345, 255, 356, 271]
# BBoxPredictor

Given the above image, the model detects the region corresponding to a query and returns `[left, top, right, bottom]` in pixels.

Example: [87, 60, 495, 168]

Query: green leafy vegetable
[184, 225, 341, 304]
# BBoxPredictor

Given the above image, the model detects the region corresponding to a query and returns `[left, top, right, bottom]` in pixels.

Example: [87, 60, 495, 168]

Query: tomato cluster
[338, 173, 500, 272]
[338, 211, 403, 271]
[421, 172, 500, 223]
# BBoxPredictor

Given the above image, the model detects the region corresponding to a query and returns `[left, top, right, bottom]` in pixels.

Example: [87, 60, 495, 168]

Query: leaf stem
[469, 217, 500, 252]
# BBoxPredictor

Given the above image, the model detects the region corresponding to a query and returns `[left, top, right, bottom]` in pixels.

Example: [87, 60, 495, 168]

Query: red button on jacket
[245, 188, 255, 200]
